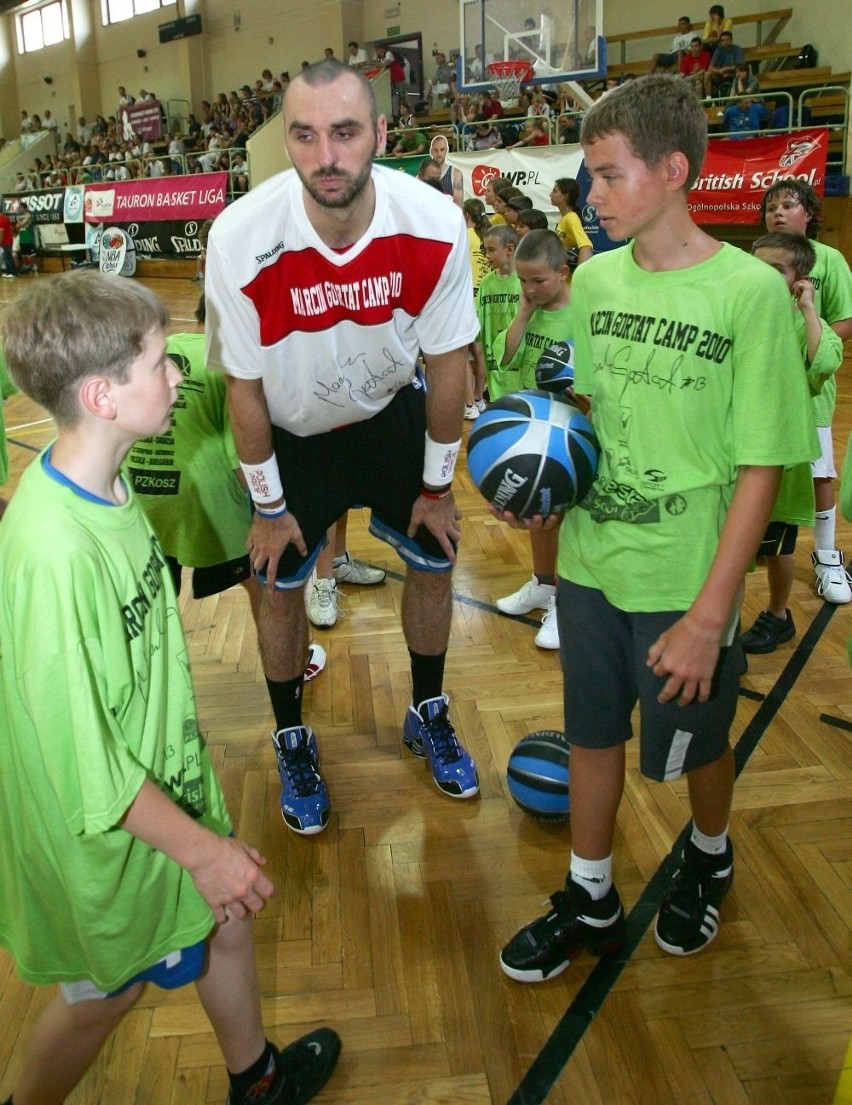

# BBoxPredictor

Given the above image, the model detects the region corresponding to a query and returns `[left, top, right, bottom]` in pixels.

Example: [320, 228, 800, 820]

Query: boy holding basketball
[0, 272, 339, 1105]
[492, 229, 572, 650]
[498, 75, 818, 980]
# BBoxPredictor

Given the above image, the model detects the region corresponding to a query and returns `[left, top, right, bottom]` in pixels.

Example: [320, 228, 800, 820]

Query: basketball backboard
[458, 0, 606, 99]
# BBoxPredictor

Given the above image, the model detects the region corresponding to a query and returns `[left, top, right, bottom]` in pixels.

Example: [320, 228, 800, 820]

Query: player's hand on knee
[409, 492, 461, 564]
[647, 615, 719, 706]
[247, 512, 307, 589]
[189, 835, 276, 923]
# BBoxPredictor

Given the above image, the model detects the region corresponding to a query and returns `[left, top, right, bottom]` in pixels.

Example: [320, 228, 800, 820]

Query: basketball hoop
[486, 60, 534, 108]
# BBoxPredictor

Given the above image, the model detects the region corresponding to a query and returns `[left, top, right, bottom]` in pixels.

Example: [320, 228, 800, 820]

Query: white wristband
[422, 433, 461, 488]
[240, 454, 284, 504]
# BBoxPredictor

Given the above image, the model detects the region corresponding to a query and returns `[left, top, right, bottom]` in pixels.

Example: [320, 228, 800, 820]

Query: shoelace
[281, 745, 321, 796]
[421, 709, 462, 764]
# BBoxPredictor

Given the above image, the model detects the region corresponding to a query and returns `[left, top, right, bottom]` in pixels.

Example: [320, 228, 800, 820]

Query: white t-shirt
[205, 165, 479, 436]
[348, 48, 369, 67]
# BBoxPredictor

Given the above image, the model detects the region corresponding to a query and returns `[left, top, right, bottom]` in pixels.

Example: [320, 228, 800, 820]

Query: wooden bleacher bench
[607, 43, 801, 79]
[759, 68, 851, 92]
[606, 8, 792, 66]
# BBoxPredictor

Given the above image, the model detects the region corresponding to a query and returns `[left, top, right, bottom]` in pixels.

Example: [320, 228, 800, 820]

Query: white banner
[447, 144, 585, 225]
[97, 227, 136, 277]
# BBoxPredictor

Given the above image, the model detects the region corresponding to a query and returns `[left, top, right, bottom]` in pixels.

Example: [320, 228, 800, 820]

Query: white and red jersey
[205, 165, 478, 436]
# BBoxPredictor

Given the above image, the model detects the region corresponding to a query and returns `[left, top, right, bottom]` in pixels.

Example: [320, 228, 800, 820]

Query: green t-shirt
[559, 242, 819, 611]
[476, 268, 521, 395]
[490, 300, 573, 399]
[809, 241, 852, 428]
[125, 333, 250, 567]
[772, 308, 842, 526]
[0, 454, 231, 990]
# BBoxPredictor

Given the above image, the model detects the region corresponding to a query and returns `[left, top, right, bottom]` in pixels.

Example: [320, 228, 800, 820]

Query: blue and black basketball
[507, 730, 570, 822]
[466, 390, 599, 518]
[535, 340, 575, 394]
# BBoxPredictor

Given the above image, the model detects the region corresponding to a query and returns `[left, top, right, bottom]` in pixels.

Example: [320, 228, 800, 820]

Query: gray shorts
[557, 580, 741, 782]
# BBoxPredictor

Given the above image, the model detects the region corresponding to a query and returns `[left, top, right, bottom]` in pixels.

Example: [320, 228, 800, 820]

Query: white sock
[569, 852, 612, 900]
[813, 508, 836, 552]
[691, 824, 728, 857]
[332, 553, 348, 567]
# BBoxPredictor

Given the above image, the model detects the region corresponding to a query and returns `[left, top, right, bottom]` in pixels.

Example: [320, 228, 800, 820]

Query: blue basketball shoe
[271, 725, 330, 834]
[402, 694, 479, 799]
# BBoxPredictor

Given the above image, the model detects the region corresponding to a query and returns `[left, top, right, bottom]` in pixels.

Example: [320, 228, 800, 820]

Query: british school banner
[687, 129, 828, 224]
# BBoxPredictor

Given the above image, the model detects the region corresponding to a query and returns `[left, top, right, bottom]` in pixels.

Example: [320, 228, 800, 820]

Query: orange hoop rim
[487, 60, 534, 82]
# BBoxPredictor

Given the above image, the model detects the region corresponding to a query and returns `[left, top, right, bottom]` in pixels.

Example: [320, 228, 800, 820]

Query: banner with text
[687, 129, 828, 224]
[119, 100, 164, 142]
[83, 173, 228, 224]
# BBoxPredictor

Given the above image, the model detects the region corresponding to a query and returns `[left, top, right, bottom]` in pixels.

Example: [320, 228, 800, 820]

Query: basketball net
[486, 61, 533, 109]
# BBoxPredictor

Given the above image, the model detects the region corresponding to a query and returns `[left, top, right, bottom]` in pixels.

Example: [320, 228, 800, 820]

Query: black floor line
[819, 712, 852, 732]
[737, 686, 765, 701]
[7, 437, 40, 454]
[383, 566, 544, 627]
[506, 599, 837, 1105]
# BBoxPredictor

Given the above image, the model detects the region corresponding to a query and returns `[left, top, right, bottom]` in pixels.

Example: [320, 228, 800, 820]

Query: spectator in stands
[598, 76, 621, 99]
[723, 94, 766, 137]
[731, 62, 760, 97]
[469, 120, 504, 151]
[507, 118, 549, 148]
[467, 43, 494, 82]
[451, 93, 477, 127]
[680, 36, 711, 95]
[478, 89, 505, 119]
[651, 16, 695, 72]
[425, 51, 454, 105]
[19, 110, 34, 136]
[375, 44, 408, 119]
[42, 110, 59, 134]
[347, 41, 369, 69]
[702, 4, 732, 52]
[12, 173, 27, 193]
[168, 133, 186, 173]
[259, 69, 275, 91]
[707, 30, 744, 97]
[527, 89, 552, 119]
[416, 156, 442, 184]
[391, 126, 427, 157]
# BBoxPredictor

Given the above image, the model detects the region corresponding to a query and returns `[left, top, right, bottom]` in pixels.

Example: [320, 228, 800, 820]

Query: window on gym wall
[101, 0, 175, 25]
[17, 1, 69, 53]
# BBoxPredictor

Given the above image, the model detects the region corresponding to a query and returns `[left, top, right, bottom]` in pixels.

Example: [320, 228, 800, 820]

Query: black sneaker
[739, 609, 795, 654]
[655, 839, 734, 956]
[226, 1029, 342, 1105]
[499, 881, 626, 982]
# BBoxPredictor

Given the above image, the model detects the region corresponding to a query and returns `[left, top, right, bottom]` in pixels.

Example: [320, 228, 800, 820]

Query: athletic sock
[409, 649, 447, 709]
[813, 508, 836, 551]
[691, 823, 729, 857]
[332, 553, 348, 568]
[569, 852, 613, 901]
[266, 674, 304, 731]
[534, 573, 556, 587]
[228, 1041, 276, 1101]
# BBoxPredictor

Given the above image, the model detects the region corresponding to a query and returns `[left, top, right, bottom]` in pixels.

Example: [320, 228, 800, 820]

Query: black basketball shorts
[757, 520, 799, 557]
[557, 579, 741, 782]
[267, 378, 454, 588]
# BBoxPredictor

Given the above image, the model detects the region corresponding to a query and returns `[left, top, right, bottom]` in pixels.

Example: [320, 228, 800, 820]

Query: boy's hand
[247, 511, 307, 591]
[188, 835, 276, 923]
[646, 612, 721, 705]
[487, 505, 562, 530]
[792, 277, 815, 311]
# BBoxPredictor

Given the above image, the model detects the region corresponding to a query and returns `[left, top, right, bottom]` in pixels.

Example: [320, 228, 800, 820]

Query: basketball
[535, 340, 574, 393]
[506, 730, 570, 822]
[466, 390, 599, 518]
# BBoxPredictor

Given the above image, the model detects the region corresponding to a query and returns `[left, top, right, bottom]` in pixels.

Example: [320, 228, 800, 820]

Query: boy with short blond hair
[498, 75, 818, 981]
[476, 224, 520, 399]
[0, 271, 339, 1105]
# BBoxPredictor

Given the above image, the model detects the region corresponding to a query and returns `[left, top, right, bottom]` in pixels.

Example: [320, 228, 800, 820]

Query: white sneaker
[333, 552, 386, 586]
[464, 403, 480, 420]
[812, 549, 852, 604]
[309, 578, 341, 627]
[534, 597, 560, 649]
[474, 398, 487, 413]
[304, 642, 327, 682]
[496, 575, 556, 616]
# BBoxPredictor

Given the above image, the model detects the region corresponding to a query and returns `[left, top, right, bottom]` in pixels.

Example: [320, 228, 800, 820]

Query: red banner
[119, 100, 163, 141]
[688, 129, 828, 224]
[83, 173, 228, 224]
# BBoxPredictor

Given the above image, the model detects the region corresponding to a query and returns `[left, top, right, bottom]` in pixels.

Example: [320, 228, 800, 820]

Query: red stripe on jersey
[242, 234, 453, 346]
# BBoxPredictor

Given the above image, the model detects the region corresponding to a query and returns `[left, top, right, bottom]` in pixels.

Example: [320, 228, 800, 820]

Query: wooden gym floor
[0, 275, 850, 1105]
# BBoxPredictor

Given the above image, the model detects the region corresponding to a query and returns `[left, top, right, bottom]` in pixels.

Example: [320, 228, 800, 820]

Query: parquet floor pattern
[0, 278, 849, 1105]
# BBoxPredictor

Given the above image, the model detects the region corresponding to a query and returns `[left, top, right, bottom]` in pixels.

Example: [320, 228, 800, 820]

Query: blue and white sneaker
[402, 694, 479, 799]
[271, 726, 330, 835]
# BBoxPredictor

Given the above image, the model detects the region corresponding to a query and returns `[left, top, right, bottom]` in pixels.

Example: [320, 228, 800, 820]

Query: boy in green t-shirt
[0, 271, 340, 1105]
[491, 229, 572, 651]
[496, 76, 818, 981]
[0, 346, 16, 519]
[476, 223, 521, 400]
[739, 232, 843, 653]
